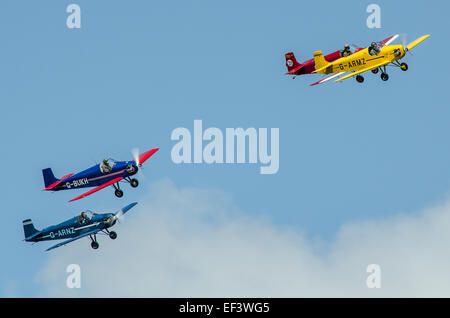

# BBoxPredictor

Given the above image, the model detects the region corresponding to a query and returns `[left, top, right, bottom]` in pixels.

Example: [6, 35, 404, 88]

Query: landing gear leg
[130, 179, 139, 188]
[393, 61, 408, 71]
[113, 183, 123, 198]
[125, 177, 139, 188]
[104, 229, 117, 240]
[380, 65, 389, 81]
[89, 234, 99, 249]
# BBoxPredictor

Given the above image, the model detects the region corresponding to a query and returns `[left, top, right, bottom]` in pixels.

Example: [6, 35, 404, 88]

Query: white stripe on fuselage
[39, 222, 100, 239]
[75, 222, 101, 231]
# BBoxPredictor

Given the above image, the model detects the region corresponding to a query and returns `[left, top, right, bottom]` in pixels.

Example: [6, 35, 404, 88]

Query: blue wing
[45, 228, 100, 252]
[121, 202, 138, 215]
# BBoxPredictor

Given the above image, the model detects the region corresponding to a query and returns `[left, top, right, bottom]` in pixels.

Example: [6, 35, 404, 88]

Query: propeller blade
[112, 202, 138, 223]
[131, 147, 144, 179]
[132, 147, 140, 166]
[400, 33, 407, 47]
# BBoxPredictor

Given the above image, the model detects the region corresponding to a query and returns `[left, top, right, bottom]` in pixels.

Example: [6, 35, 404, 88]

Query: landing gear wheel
[381, 73, 389, 81]
[91, 241, 99, 249]
[400, 63, 408, 71]
[109, 231, 117, 240]
[371, 68, 379, 74]
[130, 178, 139, 188]
[356, 75, 364, 83]
[115, 189, 124, 198]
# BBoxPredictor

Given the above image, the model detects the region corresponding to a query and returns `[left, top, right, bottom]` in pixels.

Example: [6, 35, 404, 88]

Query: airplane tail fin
[285, 52, 303, 73]
[313, 51, 331, 74]
[23, 219, 39, 241]
[42, 168, 59, 189]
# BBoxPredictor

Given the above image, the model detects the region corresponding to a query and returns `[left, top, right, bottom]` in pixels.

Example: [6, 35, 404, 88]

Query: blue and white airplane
[23, 202, 137, 251]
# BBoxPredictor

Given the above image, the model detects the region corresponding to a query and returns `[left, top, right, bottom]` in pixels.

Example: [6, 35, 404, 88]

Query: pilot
[78, 211, 89, 224]
[100, 159, 112, 173]
[368, 42, 380, 56]
[341, 44, 352, 57]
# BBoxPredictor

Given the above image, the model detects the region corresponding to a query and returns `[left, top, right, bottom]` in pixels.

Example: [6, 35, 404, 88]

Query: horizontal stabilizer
[43, 173, 74, 191]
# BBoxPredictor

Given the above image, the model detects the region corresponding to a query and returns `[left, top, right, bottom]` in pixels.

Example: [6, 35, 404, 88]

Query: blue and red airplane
[23, 202, 138, 251]
[42, 148, 159, 202]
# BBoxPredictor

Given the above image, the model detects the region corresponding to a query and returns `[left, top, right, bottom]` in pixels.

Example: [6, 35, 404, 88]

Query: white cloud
[35, 179, 450, 297]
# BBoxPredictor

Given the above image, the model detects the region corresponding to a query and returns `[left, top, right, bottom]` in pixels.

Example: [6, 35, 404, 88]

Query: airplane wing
[69, 176, 124, 202]
[310, 72, 346, 86]
[137, 148, 159, 165]
[334, 60, 390, 83]
[380, 34, 399, 47]
[406, 35, 430, 51]
[121, 202, 138, 215]
[46, 228, 100, 251]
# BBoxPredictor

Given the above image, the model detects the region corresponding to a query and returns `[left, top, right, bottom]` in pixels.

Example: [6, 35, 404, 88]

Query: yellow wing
[406, 34, 430, 51]
[334, 60, 390, 83]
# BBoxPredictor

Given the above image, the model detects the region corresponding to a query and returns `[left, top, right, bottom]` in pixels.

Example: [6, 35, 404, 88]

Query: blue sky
[1, 0, 449, 296]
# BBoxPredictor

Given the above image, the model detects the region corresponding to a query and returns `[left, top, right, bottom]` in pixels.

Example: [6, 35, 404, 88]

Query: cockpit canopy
[100, 158, 116, 173]
[79, 210, 96, 222]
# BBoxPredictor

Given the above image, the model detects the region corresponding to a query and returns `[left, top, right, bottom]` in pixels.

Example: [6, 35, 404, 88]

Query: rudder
[23, 219, 39, 241]
[313, 51, 331, 74]
[42, 168, 58, 188]
[285, 52, 302, 73]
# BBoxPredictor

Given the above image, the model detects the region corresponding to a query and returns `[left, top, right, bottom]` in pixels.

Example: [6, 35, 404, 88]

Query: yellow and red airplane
[312, 34, 430, 85]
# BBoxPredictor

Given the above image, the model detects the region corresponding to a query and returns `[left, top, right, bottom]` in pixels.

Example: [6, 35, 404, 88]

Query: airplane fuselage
[25, 213, 113, 242]
[317, 45, 405, 75]
[51, 160, 137, 191]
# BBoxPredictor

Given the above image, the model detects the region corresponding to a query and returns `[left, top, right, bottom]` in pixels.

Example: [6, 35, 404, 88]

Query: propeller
[131, 147, 159, 179]
[399, 33, 414, 56]
[104, 202, 138, 226]
[131, 147, 146, 179]
[104, 209, 125, 226]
